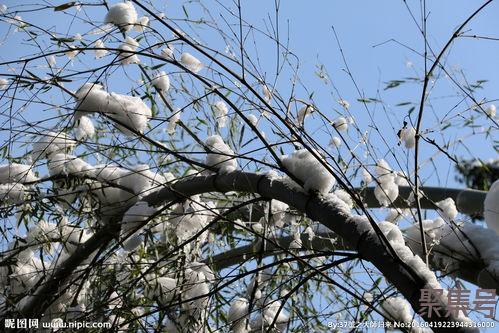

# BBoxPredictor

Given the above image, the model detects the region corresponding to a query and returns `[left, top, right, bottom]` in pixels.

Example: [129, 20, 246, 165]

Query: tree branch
[15, 171, 480, 331]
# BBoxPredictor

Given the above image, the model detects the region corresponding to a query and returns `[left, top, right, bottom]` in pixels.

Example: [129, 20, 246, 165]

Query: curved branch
[207, 226, 496, 293]
[15, 171, 480, 332]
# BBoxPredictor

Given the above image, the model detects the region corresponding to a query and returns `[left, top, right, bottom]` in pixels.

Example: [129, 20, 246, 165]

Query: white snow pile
[0, 163, 38, 184]
[349, 216, 443, 292]
[281, 149, 335, 194]
[252, 299, 289, 332]
[31, 131, 76, 161]
[362, 168, 372, 184]
[265, 199, 290, 228]
[144, 275, 178, 305]
[228, 297, 249, 332]
[120, 201, 157, 251]
[212, 101, 229, 128]
[94, 39, 108, 59]
[204, 135, 238, 173]
[435, 197, 458, 222]
[118, 36, 140, 64]
[262, 84, 272, 103]
[47, 55, 56, 68]
[404, 216, 499, 289]
[380, 296, 431, 333]
[0, 78, 8, 90]
[0, 163, 38, 203]
[47, 154, 91, 176]
[8, 249, 47, 295]
[296, 105, 313, 126]
[160, 44, 174, 60]
[330, 136, 341, 148]
[399, 126, 416, 149]
[373, 159, 399, 207]
[484, 179, 499, 235]
[119, 164, 168, 197]
[134, 16, 149, 32]
[333, 116, 348, 131]
[151, 71, 170, 92]
[105, 1, 138, 33]
[74, 115, 95, 140]
[75, 83, 151, 136]
[167, 109, 182, 135]
[247, 114, 258, 127]
[180, 52, 203, 73]
[486, 104, 496, 117]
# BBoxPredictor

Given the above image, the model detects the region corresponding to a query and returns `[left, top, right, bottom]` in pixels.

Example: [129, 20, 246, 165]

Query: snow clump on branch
[180, 52, 203, 73]
[104, 1, 138, 33]
[31, 131, 76, 161]
[212, 101, 229, 128]
[0, 163, 38, 204]
[373, 159, 399, 207]
[118, 37, 140, 64]
[151, 71, 170, 92]
[75, 83, 151, 136]
[281, 149, 336, 194]
[204, 135, 238, 174]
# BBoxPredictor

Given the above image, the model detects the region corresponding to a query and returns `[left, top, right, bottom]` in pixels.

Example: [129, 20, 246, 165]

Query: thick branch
[17, 171, 479, 331]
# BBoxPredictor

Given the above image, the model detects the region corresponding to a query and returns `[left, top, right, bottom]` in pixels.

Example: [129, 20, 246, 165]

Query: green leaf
[384, 79, 405, 90]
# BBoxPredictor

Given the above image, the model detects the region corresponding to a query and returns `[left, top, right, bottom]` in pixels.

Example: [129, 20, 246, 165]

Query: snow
[180, 52, 203, 73]
[282, 149, 335, 194]
[252, 300, 289, 332]
[0, 163, 38, 184]
[262, 84, 272, 103]
[65, 45, 78, 59]
[47, 154, 92, 176]
[228, 297, 249, 331]
[247, 114, 258, 126]
[378, 221, 405, 245]
[47, 55, 56, 68]
[151, 71, 170, 92]
[75, 83, 152, 136]
[333, 117, 348, 131]
[74, 115, 95, 140]
[330, 136, 341, 148]
[204, 135, 238, 174]
[134, 16, 149, 32]
[486, 104, 496, 117]
[120, 164, 167, 197]
[338, 99, 350, 109]
[104, 1, 138, 33]
[121, 201, 157, 236]
[94, 39, 108, 59]
[118, 37, 140, 64]
[380, 296, 431, 333]
[0, 183, 27, 203]
[212, 101, 229, 128]
[435, 198, 458, 222]
[399, 126, 416, 149]
[31, 131, 75, 160]
[362, 168, 372, 184]
[145, 276, 177, 304]
[297, 105, 313, 126]
[167, 109, 181, 134]
[484, 179, 499, 235]
[160, 45, 174, 60]
[0, 78, 8, 89]
[373, 159, 399, 206]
